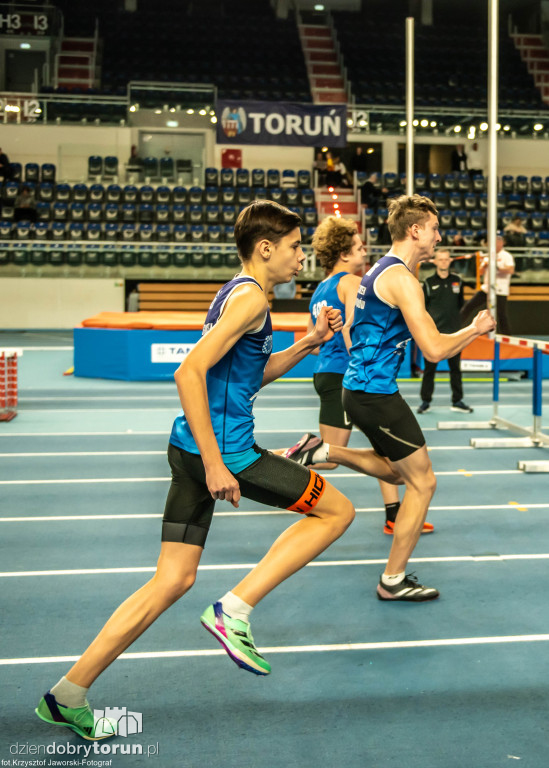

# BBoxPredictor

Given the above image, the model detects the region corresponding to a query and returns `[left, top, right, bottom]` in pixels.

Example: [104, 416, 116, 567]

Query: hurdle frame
[0, 347, 22, 422]
[438, 334, 549, 470]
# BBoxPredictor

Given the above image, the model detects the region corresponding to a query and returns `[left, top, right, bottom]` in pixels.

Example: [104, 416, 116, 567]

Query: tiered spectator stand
[54, 34, 100, 91]
[512, 34, 549, 105]
[298, 23, 348, 105]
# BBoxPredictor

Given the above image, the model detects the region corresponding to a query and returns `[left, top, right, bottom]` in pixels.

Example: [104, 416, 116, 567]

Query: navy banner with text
[216, 100, 347, 148]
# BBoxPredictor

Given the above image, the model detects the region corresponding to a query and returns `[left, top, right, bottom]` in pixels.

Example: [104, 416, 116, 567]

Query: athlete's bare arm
[262, 305, 343, 386]
[174, 284, 267, 507]
[337, 273, 362, 352]
[377, 267, 495, 363]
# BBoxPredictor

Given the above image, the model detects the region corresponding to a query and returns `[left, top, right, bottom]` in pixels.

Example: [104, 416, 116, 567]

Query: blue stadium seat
[207, 224, 222, 243]
[103, 157, 119, 178]
[188, 187, 204, 204]
[156, 250, 171, 266]
[267, 169, 280, 188]
[34, 221, 49, 240]
[143, 157, 158, 179]
[51, 221, 66, 240]
[205, 167, 219, 186]
[205, 187, 220, 205]
[86, 222, 102, 240]
[155, 204, 170, 223]
[84, 251, 101, 267]
[68, 222, 84, 240]
[472, 175, 485, 193]
[252, 169, 265, 187]
[434, 192, 448, 209]
[454, 210, 469, 229]
[41, 164, 56, 183]
[529, 212, 544, 230]
[439, 210, 454, 228]
[69, 203, 85, 221]
[220, 168, 234, 187]
[55, 184, 71, 202]
[303, 207, 318, 226]
[155, 186, 171, 204]
[88, 156, 102, 177]
[254, 187, 268, 201]
[443, 173, 458, 191]
[448, 192, 462, 210]
[121, 223, 137, 241]
[139, 185, 154, 203]
[104, 222, 119, 241]
[507, 193, 522, 209]
[208, 251, 224, 267]
[516, 175, 528, 194]
[139, 204, 154, 223]
[139, 224, 154, 241]
[9, 163, 22, 182]
[525, 231, 536, 246]
[173, 247, 189, 267]
[29, 246, 46, 266]
[301, 188, 315, 206]
[66, 251, 83, 267]
[48, 246, 64, 266]
[172, 205, 187, 222]
[120, 248, 137, 267]
[205, 205, 220, 223]
[221, 187, 236, 205]
[297, 170, 311, 188]
[470, 211, 485, 229]
[285, 188, 300, 205]
[105, 184, 121, 203]
[173, 224, 188, 242]
[237, 187, 252, 205]
[236, 169, 250, 187]
[539, 194, 549, 211]
[524, 194, 537, 211]
[123, 185, 138, 203]
[36, 202, 50, 221]
[457, 173, 470, 192]
[270, 187, 284, 204]
[38, 183, 54, 202]
[428, 173, 441, 191]
[122, 203, 137, 222]
[224, 225, 235, 242]
[160, 157, 174, 180]
[15, 220, 32, 239]
[464, 193, 478, 211]
[87, 203, 102, 222]
[190, 224, 205, 243]
[88, 184, 104, 203]
[383, 172, 397, 189]
[105, 203, 119, 221]
[53, 202, 68, 221]
[222, 206, 237, 224]
[156, 224, 172, 242]
[414, 172, 427, 190]
[536, 231, 549, 245]
[188, 205, 204, 223]
[531, 176, 543, 194]
[461, 229, 476, 246]
[501, 175, 514, 194]
[25, 163, 40, 183]
[72, 184, 88, 203]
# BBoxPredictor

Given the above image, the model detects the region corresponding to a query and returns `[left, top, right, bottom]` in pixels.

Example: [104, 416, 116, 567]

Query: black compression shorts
[342, 389, 425, 462]
[313, 372, 352, 431]
[162, 443, 326, 548]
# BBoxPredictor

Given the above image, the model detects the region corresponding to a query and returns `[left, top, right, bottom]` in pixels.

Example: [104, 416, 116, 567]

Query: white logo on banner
[151, 343, 196, 363]
[461, 360, 492, 371]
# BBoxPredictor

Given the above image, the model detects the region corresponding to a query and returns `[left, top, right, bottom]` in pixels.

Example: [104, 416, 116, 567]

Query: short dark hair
[387, 194, 438, 242]
[234, 200, 301, 261]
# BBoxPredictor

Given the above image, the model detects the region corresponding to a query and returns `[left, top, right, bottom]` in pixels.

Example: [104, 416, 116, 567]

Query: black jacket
[422, 270, 464, 333]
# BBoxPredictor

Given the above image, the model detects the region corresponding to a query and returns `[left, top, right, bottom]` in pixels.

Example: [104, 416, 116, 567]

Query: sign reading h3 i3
[217, 100, 347, 148]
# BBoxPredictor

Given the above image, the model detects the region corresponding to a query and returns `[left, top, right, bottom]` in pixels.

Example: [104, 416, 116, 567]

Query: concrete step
[61, 39, 95, 52]
[310, 63, 341, 75]
[319, 201, 358, 215]
[300, 25, 332, 37]
[311, 76, 345, 88]
[308, 50, 338, 62]
[313, 89, 348, 103]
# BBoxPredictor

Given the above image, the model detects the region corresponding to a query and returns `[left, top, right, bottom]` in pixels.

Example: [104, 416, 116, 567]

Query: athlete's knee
[333, 496, 356, 532]
[154, 568, 197, 604]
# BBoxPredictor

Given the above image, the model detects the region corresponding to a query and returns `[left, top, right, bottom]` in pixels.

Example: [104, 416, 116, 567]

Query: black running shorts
[313, 372, 352, 431]
[162, 443, 326, 548]
[342, 388, 425, 462]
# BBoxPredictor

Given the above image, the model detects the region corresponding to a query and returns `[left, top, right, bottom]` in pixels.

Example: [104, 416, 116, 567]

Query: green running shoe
[200, 601, 271, 676]
[35, 692, 117, 741]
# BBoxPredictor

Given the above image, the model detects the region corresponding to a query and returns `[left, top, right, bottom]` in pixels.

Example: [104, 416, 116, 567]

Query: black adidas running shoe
[376, 573, 440, 602]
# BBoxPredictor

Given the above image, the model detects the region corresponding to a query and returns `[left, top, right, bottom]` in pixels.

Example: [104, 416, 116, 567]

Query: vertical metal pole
[487, 0, 499, 330]
[532, 347, 543, 442]
[406, 17, 414, 196]
[492, 340, 500, 423]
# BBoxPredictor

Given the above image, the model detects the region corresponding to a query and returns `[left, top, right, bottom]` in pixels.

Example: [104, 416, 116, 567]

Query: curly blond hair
[311, 216, 358, 271]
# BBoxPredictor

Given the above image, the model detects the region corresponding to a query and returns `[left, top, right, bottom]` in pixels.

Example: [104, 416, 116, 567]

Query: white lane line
[3, 503, 548, 523]
[1, 554, 548, 578]
[20, 394, 319, 402]
[0, 428, 440, 437]
[2, 633, 549, 666]
[0, 445, 473, 458]
[0, 468, 522, 485]
[11, 346, 74, 351]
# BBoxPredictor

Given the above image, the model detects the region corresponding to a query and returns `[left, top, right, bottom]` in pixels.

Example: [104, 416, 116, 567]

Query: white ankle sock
[381, 571, 405, 586]
[50, 676, 88, 709]
[312, 442, 330, 463]
[219, 591, 253, 623]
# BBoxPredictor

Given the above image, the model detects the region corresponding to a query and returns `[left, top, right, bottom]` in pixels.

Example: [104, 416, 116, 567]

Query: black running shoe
[417, 401, 430, 414]
[377, 573, 439, 602]
[284, 433, 323, 466]
[451, 401, 474, 413]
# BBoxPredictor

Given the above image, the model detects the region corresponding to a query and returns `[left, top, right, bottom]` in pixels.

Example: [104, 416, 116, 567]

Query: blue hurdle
[439, 334, 549, 470]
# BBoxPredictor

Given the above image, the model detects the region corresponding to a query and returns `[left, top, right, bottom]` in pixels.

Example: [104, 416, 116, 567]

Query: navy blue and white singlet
[309, 271, 349, 375]
[343, 253, 412, 394]
[170, 275, 272, 464]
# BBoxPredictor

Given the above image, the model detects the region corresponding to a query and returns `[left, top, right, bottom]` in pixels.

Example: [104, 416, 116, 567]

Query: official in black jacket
[418, 249, 473, 414]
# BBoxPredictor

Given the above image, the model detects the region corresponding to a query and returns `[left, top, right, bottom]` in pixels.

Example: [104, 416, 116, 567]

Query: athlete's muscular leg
[231, 481, 354, 606]
[326, 444, 404, 485]
[313, 423, 351, 470]
[65, 542, 202, 688]
[383, 446, 436, 575]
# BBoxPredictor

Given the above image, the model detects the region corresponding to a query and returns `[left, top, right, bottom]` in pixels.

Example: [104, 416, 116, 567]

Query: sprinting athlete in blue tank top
[36, 202, 365, 733]
[287, 195, 495, 603]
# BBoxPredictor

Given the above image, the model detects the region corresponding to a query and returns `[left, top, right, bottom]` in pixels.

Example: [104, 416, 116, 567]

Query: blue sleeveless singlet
[170, 275, 273, 455]
[343, 253, 412, 394]
[309, 271, 349, 375]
